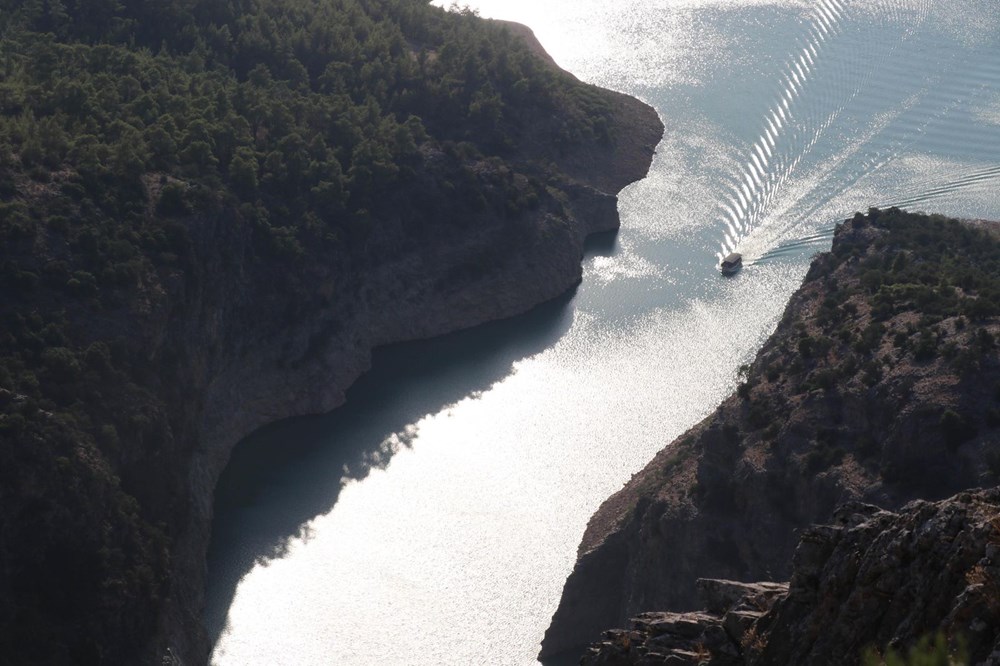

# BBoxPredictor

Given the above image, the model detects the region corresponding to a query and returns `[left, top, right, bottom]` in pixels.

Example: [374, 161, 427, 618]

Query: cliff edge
[541, 209, 1000, 662]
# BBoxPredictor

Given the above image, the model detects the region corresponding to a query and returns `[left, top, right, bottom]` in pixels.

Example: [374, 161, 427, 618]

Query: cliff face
[751, 491, 1000, 664]
[541, 209, 1000, 661]
[579, 490, 1000, 665]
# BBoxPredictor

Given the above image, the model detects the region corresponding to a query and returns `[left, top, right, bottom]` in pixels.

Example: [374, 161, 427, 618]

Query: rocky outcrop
[580, 490, 1000, 665]
[582, 581, 787, 665]
[751, 492, 1000, 664]
[542, 209, 1000, 661]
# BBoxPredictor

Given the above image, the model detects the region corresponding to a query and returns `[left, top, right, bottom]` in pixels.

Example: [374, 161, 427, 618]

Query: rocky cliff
[579, 490, 1000, 665]
[541, 208, 1000, 662]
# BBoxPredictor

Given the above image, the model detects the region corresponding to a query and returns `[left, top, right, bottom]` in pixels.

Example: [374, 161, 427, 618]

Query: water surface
[207, 1, 1000, 663]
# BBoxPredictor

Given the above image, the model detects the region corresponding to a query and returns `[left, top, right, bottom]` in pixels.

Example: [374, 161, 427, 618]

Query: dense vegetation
[735, 207, 1000, 482]
[0, 1, 620, 662]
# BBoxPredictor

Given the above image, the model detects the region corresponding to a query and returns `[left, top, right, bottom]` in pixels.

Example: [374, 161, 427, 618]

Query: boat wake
[715, 0, 1000, 266]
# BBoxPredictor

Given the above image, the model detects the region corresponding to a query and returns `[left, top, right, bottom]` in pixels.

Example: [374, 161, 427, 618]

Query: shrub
[913, 330, 937, 361]
[41, 347, 81, 382]
[156, 183, 190, 217]
[863, 631, 967, 666]
[940, 409, 976, 449]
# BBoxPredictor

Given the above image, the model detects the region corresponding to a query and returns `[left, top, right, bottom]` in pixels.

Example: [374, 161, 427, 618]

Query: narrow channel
[207, 1, 1000, 663]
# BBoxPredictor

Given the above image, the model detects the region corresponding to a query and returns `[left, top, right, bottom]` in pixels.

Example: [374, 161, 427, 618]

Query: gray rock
[696, 579, 787, 615]
[722, 610, 763, 645]
[580, 489, 1000, 666]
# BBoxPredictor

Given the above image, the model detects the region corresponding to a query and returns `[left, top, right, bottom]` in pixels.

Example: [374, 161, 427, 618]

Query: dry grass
[741, 625, 768, 655]
[965, 563, 987, 586]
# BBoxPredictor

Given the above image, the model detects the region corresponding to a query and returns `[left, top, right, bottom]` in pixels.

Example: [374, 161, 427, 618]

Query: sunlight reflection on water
[209, 1, 1000, 664]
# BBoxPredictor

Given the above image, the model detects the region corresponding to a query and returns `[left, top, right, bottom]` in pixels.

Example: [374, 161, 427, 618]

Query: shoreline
[162, 22, 664, 664]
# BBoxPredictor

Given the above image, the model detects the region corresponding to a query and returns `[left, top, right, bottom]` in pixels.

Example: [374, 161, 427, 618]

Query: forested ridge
[0, 1, 635, 663]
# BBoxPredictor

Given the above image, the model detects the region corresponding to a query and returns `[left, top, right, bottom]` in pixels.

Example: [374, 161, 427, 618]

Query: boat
[720, 252, 742, 275]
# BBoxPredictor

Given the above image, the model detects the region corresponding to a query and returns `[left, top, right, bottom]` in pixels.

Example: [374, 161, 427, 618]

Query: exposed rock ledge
[542, 209, 1000, 662]
[581, 491, 1000, 665]
[157, 24, 663, 665]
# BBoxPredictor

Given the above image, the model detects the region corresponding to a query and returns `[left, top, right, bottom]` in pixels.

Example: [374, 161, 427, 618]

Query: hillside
[541, 208, 1000, 663]
[0, 2, 663, 663]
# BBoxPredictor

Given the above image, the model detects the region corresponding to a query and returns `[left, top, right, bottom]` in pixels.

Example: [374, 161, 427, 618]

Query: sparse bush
[940, 409, 976, 449]
[862, 631, 967, 666]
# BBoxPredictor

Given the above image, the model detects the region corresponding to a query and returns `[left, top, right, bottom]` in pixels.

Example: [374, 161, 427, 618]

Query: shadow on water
[203, 243, 613, 647]
[583, 228, 619, 258]
[540, 648, 589, 666]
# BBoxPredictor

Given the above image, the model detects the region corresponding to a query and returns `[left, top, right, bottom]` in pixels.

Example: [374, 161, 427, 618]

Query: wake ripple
[714, 0, 1000, 266]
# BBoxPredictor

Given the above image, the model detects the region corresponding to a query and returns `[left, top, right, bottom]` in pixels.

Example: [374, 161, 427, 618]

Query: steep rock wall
[578, 491, 1000, 665]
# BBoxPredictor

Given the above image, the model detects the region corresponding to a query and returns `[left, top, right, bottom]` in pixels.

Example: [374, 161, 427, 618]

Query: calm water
[206, 1, 1000, 664]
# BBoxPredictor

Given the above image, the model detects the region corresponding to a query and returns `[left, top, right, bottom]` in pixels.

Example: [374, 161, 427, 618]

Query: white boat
[720, 252, 742, 275]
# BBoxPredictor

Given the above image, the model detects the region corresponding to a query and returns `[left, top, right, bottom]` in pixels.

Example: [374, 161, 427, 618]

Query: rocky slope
[580, 490, 1000, 665]
[541, 209, 1000, 662]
